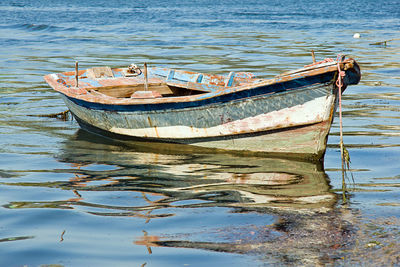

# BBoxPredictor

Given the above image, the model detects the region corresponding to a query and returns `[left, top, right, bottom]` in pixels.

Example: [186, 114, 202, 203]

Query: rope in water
[28, 110, 70, 121]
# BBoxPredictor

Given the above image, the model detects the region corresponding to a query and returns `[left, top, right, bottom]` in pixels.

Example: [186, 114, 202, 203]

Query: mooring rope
[336, 55, 348, 203]
[336, 55, 346, 166]
[336, 54, 353, 204]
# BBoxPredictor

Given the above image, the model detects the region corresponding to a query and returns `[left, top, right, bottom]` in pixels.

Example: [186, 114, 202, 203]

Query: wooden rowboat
[44, 55, 361, 160]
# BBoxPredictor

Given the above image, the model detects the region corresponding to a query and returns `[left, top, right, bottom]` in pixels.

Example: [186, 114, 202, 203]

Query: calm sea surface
[1, 0, 400, 266]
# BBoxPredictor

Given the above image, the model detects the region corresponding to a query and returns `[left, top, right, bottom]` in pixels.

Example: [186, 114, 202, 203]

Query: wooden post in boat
[144, 62, 148, 91]
[311, 50, 316, 64]
[75, 61, 79, 88]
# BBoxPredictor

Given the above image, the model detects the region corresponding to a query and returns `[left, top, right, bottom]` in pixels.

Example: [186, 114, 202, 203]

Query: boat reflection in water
[29, 130, 353, 265]
[57, 130, 337, 212]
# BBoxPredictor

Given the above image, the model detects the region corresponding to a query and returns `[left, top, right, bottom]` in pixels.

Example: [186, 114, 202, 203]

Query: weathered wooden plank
[86, 66, 114, 79]
[95, 83, 174, 98]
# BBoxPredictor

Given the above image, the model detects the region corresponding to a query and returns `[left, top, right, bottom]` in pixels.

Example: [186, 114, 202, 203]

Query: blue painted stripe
[167, 69, 175, 81]
[112, 70, 124, 78]
[66, 72, 335, 112]
[149, 68, 169, 77]
[80, 78, 103, 88]
[226, 72, 235, 87]
[196, 74, 203, 83]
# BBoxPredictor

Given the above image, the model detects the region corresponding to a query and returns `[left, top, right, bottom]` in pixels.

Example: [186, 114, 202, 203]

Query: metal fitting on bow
[127, 64, 142, 76]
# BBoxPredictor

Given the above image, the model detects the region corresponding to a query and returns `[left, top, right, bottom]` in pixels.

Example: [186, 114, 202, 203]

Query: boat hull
[73, 113, 334, 160]
[62, 81, 337, 160]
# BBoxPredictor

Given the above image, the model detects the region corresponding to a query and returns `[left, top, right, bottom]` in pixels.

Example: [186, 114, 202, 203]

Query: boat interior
[54, 65, 258, 99]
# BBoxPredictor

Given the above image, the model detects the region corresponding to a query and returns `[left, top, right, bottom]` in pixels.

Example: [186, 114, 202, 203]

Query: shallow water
[1, 0, 400, 266]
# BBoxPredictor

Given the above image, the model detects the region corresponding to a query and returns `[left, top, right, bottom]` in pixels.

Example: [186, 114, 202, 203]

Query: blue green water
[1, 0, 400, 266]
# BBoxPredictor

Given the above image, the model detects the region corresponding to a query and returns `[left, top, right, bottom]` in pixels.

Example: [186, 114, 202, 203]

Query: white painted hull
[63, 87, 337, 159]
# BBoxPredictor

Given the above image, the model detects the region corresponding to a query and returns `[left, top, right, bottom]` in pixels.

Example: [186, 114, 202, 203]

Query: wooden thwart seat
[95, 82, 174, 98]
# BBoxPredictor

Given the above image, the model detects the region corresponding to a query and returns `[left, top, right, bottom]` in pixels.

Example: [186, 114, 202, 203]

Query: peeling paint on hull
[72, 109, 333, 160]
[62, 88, 336, 159]
[44, 57, 361, 160]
